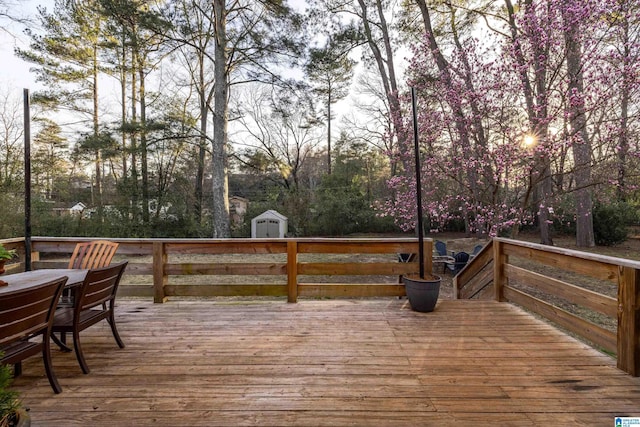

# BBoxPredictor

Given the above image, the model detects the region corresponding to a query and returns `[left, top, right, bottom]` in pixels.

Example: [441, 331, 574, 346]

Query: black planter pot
[403, 275, 441, 312]
[8, 408, 31, 427]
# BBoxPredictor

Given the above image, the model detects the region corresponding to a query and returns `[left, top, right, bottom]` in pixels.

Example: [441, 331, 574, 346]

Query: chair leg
[14, 362, 22, 377]
[72, 330, 90, 375]
[51, 332, 73, 353]
[107, 312, 125, 349]
[43, 336, 62, 394]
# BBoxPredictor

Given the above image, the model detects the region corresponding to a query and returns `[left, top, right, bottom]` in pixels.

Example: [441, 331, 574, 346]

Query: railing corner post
[287, 240, 298, 303]
[493, 239, 506, 302]
[153, 241, 167, 303]
[617, 266, 640, 376]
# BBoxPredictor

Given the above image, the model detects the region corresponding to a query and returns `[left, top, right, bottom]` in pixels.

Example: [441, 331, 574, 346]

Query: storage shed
[251, 210, 288, 238]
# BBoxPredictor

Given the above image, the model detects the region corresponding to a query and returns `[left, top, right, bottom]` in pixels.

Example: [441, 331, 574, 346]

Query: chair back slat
[0, 277, 67, 346]
[76, 262, 128, 313]
[68, 240, 119, 270]
[82, 279, 116, 309]
[1, 303, 50, 345]
[435, 240, 447, 257]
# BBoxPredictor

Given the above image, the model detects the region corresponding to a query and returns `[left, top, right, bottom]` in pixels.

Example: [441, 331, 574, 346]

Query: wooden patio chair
[51, 261, 128, 374]
[68, 240, 120, 270]
[60, 240, 120, 310]
[1, 276, 68, 394]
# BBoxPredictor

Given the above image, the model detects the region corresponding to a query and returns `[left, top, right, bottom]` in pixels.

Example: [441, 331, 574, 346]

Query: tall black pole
[411, 87, 424, 279]
[24, 89, 32, 271]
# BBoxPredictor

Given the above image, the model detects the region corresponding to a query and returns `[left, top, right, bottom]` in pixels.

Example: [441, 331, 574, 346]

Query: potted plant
[0, 245, 17, 286]
[0, 245, 17, 264]
[403, 87, 441, 312]
[0, 358, 30, 427]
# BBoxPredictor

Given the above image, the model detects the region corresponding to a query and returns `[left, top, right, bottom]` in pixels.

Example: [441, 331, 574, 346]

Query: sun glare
[523, 134, 536, 147]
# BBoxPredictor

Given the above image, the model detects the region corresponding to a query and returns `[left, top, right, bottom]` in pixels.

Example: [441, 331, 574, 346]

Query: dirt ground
[116, 231, 640, 303]
[425, 230, 640, 301]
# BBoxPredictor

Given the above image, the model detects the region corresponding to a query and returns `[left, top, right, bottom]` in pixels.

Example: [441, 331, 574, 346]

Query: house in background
[69, 202, 87, 216]
[52, 202, 87, 217]
[229, 196, 249, 230]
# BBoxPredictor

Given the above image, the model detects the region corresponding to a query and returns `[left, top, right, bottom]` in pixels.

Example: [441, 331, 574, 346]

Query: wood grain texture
[502, 241, 619, 282]
[10, 299, 640, 426]
[618, 266, 640, 375]
[505, 264, 617, 317]
[26, 238, 427, 301]
[12, 237, 640, 377]
[503, 286, 617, 354]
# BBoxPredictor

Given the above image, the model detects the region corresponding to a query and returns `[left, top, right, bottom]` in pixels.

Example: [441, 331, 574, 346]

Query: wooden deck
[11, 298, 640, 426]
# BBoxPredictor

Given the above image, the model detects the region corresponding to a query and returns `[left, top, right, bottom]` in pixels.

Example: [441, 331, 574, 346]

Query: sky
[0, 0, 314, 99]
[0, 0, 383, 145]
[0, 0, 45, 93]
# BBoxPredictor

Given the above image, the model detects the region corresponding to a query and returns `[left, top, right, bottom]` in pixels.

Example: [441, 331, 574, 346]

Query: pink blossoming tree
[380, 0, 640, 246]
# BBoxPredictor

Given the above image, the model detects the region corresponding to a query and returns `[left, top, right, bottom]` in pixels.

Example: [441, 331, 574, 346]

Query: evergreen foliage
[0, 1, 639, 244]
[593, 202, 635, 246]
[0, 358, 20, 427]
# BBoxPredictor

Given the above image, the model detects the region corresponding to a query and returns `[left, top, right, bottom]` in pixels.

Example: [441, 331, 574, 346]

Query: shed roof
[253, 210, 287, 221]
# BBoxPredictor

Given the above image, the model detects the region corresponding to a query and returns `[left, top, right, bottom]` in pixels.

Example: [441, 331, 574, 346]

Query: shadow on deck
[11, 299, 640, 426]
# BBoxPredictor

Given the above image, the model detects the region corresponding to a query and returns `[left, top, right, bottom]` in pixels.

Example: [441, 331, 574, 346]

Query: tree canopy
[0, 0, 638, 245]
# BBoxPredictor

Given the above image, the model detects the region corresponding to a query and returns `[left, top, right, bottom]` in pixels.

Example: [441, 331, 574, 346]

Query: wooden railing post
[493, 239, 506, 302]
[424, 239, 433, 276]
[617, 266, 640, 376]
[29, 250, 39, 272]
[287, 241, 298, 303]
[153, 241, 167, 303]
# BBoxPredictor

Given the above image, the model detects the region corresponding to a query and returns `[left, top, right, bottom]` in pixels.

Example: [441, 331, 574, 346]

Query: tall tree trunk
[617, 15, 630, 202]
[130, 48, 139, 223]
[356, 0, 406, 175]
[327, 91, 331, 175]
[92, 42, 103, 217]
[415, 0, 481, 238]
[446, 4, 495, 236]
[562, 4, 594, 248]
[212, 0, 231, 238]
[139, 66, 150, 225]
[120, 33, 128, 178]
[195, 49, 207, 223]
[505, 0, 553, 245]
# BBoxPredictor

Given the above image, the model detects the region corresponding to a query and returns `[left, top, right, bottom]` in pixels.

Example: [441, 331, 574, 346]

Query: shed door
[256, 219, 280, 237]
[267, 219, 279, 237]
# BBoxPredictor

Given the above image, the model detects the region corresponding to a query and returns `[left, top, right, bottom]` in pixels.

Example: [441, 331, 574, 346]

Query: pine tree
[306, 36, 355, 175]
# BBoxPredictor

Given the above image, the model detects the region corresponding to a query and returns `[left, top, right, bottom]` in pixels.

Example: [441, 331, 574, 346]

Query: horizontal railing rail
[456, 237, 639, 377]
[1, 237, 433, 304]
[453, 240, 494, 299]
[5, 235, 638, 377]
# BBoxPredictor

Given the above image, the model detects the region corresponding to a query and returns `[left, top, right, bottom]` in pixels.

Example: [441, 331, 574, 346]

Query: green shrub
[0, 357, 21, 427]
[593, 202, 632, 246]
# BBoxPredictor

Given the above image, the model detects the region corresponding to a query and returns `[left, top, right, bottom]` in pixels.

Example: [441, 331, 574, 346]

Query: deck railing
[455, 237, 640, 377]
[4, 235, 638, 376]
[1, 237, 433, 304]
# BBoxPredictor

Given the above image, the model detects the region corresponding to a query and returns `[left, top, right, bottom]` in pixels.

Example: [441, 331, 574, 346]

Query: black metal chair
[434, 240, 450, 273]
[471, 244, 483, 257]
[445, 251, 469, 276]
[1, 276, 68, 393]
[52, 262, 128, 374]
[434, 240, 448, 257]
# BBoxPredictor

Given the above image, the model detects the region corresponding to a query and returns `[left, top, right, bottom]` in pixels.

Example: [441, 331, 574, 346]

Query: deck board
[10, 299, 640, 426]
